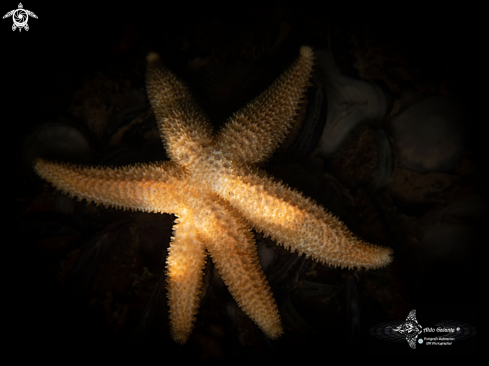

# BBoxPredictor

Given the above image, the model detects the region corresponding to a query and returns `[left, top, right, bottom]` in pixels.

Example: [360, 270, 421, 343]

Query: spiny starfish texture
[34, 46, 393, 344]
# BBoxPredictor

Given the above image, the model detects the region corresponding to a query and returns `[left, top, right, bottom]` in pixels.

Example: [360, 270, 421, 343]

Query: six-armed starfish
[35, 46, 393, 343]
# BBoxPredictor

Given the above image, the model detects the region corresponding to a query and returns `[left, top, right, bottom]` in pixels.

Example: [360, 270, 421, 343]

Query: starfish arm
[214, 166, 393, 270]
[214, 46, 314, 165]
[198, 199, 283, 339]
[146, 53, 213, 167]
[34, 158, 186, 214]
[166, 217, 207, 344]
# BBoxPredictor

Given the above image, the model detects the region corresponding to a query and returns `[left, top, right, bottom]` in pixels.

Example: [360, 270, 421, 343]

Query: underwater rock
[314, 49, 389, 157]
[22, 122, 93, 164]
[388, 96, 465, 173]
[329, 126, 393, 191]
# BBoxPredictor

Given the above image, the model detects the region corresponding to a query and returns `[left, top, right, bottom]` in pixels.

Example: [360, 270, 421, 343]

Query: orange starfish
[35, 46, 393, 344]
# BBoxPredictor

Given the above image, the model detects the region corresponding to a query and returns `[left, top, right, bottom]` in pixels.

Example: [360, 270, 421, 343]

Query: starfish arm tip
[300, 45, 314, 57]
[147, 52, 161, 64]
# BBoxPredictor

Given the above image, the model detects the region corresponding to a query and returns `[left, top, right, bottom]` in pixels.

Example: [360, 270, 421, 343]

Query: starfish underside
[35, 46, 393, 343]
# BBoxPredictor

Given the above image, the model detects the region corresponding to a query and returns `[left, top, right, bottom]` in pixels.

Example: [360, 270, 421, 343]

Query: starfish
[34, 46, 393, 344]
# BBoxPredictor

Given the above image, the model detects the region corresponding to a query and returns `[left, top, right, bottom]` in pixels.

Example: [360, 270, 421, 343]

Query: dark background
[4, 2, 480, 362]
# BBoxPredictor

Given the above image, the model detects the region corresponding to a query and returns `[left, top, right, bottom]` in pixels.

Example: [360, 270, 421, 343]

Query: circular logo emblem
[12, 9, 28, 28]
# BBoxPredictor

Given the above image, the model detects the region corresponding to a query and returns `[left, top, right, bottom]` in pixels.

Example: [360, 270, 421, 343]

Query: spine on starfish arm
[146, 52, 214, 168]
[215, 46, 315, 165]
[217, 165, 393, 270]
[194, 197, 284, 340]
[34, 158, 186, 214]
